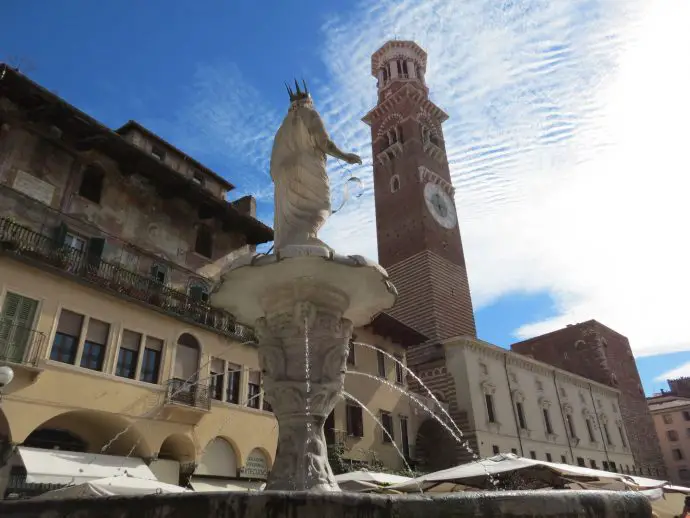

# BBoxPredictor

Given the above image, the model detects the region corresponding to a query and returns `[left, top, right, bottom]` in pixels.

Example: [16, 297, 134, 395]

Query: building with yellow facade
[0, 64, 422, 499]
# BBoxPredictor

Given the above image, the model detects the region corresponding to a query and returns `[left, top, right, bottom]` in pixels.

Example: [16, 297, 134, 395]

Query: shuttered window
[116, 330, 141, 379]
[51, 309, 84, 364]
[0, 292, 39, 363]
[80, 318, 109, 371]
[140, 336, 163, 384]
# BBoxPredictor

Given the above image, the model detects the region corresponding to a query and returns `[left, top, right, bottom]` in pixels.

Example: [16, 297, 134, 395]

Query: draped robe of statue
[270, 101, 332, 250]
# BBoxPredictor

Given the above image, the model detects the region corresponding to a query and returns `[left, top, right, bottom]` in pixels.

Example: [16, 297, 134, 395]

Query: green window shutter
[0, 292, 38, 362]
[53, 222, 68, 245]
[86, 237, 106, 267]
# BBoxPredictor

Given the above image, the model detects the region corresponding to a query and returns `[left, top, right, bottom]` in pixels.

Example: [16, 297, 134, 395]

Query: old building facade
[430, 337, 635, 474]
[0, 64, 420, 498]
[511, 320, 666, 477]
[648, 380, 690, 485]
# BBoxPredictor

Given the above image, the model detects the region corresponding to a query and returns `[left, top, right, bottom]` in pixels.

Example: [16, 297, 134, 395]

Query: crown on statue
[286, 79, 311, 103]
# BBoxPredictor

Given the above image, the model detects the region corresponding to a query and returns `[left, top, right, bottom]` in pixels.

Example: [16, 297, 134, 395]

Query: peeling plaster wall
[0, 124, 247, 291]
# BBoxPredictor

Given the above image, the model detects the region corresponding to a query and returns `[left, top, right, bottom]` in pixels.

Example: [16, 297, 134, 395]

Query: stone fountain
[0, 83, 652, 516]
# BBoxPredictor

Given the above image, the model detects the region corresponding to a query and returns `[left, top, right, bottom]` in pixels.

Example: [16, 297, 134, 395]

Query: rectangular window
[210, 358, 225, 401]
[566, 414, 576, 439]
[577, 457, 585, 467]
[194, 225, 213, 258]
[586, 419, 596, 442]
[381, 411, 394, 443]
[151, 263, 167, 284]
[50, 309, 83, 364]
[511, 448, 518, 455]
[561, 455, 568, 464]
[668, 430, 680, 442]
[346, 403, 364, 437]
[529, 451, 537, 459]
[618, 425, 627, 447]
[377, 350, 386, 378]
[680, 468, 690, 480]
[400, 416, 410, 457]
[247, 370, 261, 409]
[516, 402, 527, 429]
[140, 336, 163, 384]
[347, 341, 356, 365]
[543, 408, 553, 435]
[116, 330, 141, 379]
[603, 461, 609, 471]
[485, 394, 496, 423]
[80, 318, 109, 371]
[492, 445, 500, 455]
[590, 459, 597, 469]
[394, 354, 404, 384]
[0, 292, 39, 363]
[226, 363, 241, 404]
[603, 423, 612, 445]
[192, 171, 204, 185]
[663, 414, 673, 424]
[65, 233, 87, 253]
[684, 411, 690, 421]
[546, 453, 552, 462]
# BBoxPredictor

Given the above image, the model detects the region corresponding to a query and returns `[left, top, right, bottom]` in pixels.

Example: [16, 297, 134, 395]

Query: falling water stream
[304, 316, 315, 484]
[342, 391, 423, 493]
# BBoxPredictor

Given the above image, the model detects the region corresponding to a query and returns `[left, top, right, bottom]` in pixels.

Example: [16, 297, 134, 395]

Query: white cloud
[656, 363, 690, 383]
[315, 0, 690, 357]
[180, 0, 690, 358]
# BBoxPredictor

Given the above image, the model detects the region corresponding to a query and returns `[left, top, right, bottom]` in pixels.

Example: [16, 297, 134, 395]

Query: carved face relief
[423, 182, 457, 229]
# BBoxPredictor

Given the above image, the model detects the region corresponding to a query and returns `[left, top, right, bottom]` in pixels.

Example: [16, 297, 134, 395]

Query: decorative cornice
[362, 83, 449, 125]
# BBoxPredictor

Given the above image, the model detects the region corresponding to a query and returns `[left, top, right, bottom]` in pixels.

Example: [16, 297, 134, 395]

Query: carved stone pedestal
[211, 246, 397, 491]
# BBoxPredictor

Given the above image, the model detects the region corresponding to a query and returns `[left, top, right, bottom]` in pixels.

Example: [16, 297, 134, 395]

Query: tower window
[195, 225, 213, 258]
[78, 166, 104, 204]
[396, 60, 403, 76]
[390, 175, 400, 193]
[401, 61, 409, 77]
[192, 170, 204, 185]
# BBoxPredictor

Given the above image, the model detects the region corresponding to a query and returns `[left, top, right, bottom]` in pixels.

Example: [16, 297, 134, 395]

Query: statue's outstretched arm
[306, 110, 362, 166]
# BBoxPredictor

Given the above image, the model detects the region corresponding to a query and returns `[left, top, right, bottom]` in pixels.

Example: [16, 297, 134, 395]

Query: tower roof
[371, 40, 427, 77]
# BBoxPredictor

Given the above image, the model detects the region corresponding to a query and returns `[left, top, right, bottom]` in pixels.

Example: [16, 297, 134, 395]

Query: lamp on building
[0, 366, 15, 400]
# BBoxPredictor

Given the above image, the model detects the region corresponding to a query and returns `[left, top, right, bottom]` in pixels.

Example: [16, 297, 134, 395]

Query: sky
[2, 0, 689, 395]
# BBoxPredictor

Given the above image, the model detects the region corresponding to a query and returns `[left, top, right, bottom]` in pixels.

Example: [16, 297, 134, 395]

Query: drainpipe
[553, 371, 575, 463]
[504, 353, 524, 456]
[589, 383, 612, 469]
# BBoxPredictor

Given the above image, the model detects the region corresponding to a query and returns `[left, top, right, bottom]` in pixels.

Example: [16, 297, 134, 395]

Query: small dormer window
[192, 171, 204, 185]
[151, 146, 166, 161]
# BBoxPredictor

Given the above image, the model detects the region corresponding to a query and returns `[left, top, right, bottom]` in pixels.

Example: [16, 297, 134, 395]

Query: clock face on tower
[424, 182, 457, 229]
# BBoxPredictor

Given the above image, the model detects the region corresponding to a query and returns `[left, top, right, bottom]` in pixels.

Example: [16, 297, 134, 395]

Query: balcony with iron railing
[0, 217, 255, 343]
[164, 378, 211, 412]
[0, 317, 46, 368]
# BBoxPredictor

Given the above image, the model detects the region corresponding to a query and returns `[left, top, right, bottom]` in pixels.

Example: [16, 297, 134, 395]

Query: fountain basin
[0, 489, 652, 517]
[211, 247, 397, 328]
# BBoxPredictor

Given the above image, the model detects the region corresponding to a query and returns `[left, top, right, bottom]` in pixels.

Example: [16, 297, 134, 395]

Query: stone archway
[22, 410, 150, 458]
[414, 418, 458, 473]
[196, 437, 238, 479]
[158, 433, 196, 464]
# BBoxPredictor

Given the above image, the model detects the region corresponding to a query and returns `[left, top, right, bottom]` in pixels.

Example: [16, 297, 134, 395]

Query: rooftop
[0, 64, 273, 245]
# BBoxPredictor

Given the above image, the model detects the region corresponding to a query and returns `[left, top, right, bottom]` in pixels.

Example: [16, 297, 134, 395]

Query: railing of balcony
[0, 217, 256, 343]
[165, 378, 211, 411]
[0, 317, 46, 367]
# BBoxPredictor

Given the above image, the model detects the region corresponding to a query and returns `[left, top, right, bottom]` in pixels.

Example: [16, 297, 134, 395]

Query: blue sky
[2, 0, 689, 395]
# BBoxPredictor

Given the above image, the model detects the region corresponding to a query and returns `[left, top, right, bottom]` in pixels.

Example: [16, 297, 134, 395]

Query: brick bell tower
[363, 41, 478, 469]
[363, 41, 476, 348]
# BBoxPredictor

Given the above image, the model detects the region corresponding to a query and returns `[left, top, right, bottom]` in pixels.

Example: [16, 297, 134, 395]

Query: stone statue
[270, 80, 362, 251]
